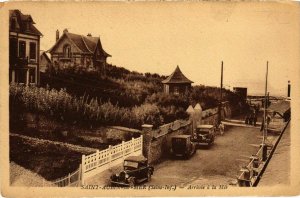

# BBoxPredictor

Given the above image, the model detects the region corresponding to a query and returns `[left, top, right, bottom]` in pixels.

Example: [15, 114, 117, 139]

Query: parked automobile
[110, 155, 154, 187]
[193, 124, 215, 147]
[170, 135, 196, 158]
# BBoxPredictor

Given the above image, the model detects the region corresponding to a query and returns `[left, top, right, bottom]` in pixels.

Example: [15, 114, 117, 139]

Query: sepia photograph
[0, 1, 299, 197]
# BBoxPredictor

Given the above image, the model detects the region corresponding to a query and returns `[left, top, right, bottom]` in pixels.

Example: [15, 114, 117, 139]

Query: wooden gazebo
[162, 65, 193, 95]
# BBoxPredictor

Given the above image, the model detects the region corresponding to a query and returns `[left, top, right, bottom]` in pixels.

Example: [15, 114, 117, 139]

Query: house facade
[39, 51, 51, 73]
[162, 66, 193, 95]
[48, 29, 111, 73]
[9, 10, 42, 85]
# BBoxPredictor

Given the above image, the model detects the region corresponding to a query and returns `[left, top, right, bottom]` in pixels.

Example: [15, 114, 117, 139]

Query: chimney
[63, 28, 68, 33]
[87, 33, 92, 37]
[288, 80, 291, 98]
[56, 29, 59, 42]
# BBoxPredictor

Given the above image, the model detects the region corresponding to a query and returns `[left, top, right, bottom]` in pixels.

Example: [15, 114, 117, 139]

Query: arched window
[63, 44, 71, 58]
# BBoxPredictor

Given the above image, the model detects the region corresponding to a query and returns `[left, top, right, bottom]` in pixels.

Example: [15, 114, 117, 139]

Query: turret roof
[162, 65, 193, 84]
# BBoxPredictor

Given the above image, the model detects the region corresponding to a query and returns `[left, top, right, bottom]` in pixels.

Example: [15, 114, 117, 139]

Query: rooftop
[162, 66, 193, 84]
[125, 155, 147, 162]
[172, 134, 191, 138]
[9, 10, 42, 36]
[49, 30, 111, 56]
[267, 100, 290, 116]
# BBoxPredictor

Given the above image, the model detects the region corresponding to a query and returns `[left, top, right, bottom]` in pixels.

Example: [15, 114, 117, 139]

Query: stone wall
[142, 121, 191, 164]
[141, 103, 233, 164]
[202, 113, 219, 125]
[201, 103, 231, 125]
[106, 126, 141, 141]
[187, 101, 232, 127]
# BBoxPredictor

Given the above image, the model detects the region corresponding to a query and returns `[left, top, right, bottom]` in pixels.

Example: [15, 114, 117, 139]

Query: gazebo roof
[162, 66, 193, 84]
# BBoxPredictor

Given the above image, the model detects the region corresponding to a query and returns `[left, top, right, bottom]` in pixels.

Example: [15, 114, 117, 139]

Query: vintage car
[193, 124, 215, 146]
[110, 155, 154, 187]
[170, 135, 196, 158]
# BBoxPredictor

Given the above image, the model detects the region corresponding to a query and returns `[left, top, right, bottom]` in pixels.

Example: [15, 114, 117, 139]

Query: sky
[7, 2, 300, 96]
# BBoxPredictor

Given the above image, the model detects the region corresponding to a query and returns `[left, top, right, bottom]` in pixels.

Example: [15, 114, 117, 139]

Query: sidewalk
[258, 123, 290, 186]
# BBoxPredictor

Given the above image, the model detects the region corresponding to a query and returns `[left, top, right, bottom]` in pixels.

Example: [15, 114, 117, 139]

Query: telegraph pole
[218, 61, 223, 125]
[288, 80, 291, 98]
[263, 62, 268, 144]
[262, 61, 268, 161]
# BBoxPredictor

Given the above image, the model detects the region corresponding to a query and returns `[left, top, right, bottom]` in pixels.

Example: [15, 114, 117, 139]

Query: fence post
[140, 135, 143, 155]
[68, 173, 71, 186]
[132, 137, 135, 152]
[96, 150, 99, 167]
[78, 164, 82, 187]
[122, 141, 125, 159]
[108, 145, 112, 167]
[81, 154, 85, 185]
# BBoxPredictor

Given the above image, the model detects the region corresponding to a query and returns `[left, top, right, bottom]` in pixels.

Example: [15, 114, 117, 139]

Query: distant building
[233, 87, 247, 100]
[162, 66, 193, 95]
[9, 9, 42, 85]
[267, 100, 290, 129]
[39, 51, 51, 73]
[48, 29, 111, 73]
[287, 80, 291, 100]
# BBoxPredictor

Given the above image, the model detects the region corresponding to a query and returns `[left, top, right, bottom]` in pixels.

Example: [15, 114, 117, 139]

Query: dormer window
[63, 44, 71, 58]
[11, 18, 16, 30]
[26, 20, 30, 31]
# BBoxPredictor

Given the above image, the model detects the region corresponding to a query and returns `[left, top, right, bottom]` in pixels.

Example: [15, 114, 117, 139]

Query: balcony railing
[10, 57, 29, 68]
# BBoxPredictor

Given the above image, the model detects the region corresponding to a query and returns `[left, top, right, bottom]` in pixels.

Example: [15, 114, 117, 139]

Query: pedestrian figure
[245, 115, 249, 125]
[261, 115, 271, 131]
[219, 123, 225, 135]
[267, 115, 271, 125]
[249, 114, 253, 125]
[253, 113, 257, 126]
[260, 119, 264, 131]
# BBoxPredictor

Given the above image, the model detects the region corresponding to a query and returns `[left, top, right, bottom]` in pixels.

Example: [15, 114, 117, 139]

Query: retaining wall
[145, 121, 191, 163]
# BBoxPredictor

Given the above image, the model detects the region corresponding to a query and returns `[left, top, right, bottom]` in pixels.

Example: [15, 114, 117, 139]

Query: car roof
[172, 134, 191, 138]
[197, 124, 214, 129]
[124, 155, 147, 162]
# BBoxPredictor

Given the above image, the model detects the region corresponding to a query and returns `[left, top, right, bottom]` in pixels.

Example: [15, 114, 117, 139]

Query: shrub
[41, 66, 163, 107]
[132, 104, 164, 128]
[9, 85, 164, 129]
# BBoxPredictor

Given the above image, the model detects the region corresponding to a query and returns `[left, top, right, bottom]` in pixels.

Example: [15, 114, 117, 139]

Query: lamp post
[218, 61, 223, 125]
[262, 61, 269, 161]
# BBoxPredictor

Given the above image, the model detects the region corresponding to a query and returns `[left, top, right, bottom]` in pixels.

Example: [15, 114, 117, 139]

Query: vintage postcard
[0, 1, 300, 197]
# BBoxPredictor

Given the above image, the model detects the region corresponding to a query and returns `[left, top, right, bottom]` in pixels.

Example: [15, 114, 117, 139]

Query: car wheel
[128, 177, 136, 187]
[147, 171, 152, 181]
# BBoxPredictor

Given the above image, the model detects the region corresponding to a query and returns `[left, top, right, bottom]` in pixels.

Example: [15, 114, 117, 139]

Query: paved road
[148, 126, 276, 187]
[86, 125, 278, 187]
[259, 123, 290, 186]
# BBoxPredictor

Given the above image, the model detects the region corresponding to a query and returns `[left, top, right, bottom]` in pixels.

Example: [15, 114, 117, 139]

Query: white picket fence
[81, 136, 143, 184]
[43, 164, 82, 187]
[237, 144, 265, 186]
